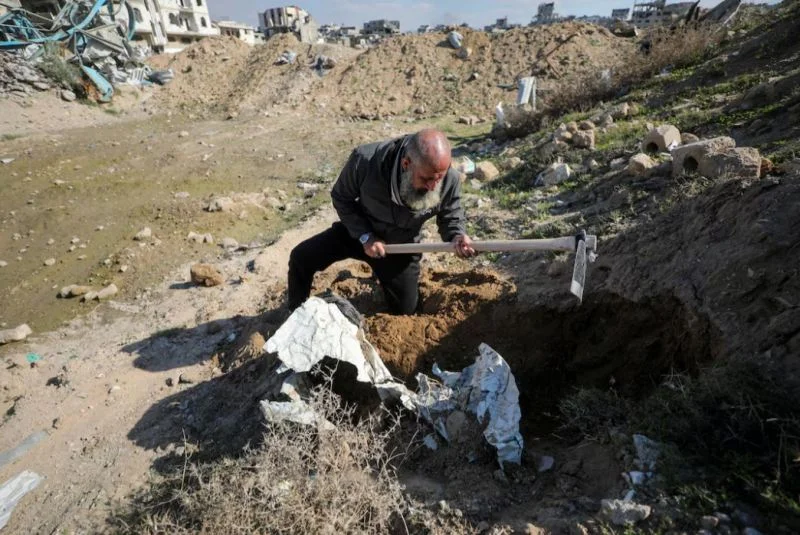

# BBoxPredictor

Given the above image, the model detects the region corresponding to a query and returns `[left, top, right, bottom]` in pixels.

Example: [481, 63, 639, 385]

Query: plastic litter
[25, 353, 41, 364]
[0, 471, 44, 530]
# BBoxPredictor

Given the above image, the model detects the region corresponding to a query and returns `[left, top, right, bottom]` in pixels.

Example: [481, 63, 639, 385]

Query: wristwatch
[359, 232, 372, 245]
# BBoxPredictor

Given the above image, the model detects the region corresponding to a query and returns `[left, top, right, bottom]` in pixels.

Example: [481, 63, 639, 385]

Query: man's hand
[363, 237, 387, 259]
[453, 234, 476, 258]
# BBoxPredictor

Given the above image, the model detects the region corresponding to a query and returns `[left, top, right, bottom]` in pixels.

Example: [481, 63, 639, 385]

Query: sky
[210, 1, 780, 31]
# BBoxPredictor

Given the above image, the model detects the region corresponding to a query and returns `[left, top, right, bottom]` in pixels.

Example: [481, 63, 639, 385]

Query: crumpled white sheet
[416, 343, 524, 467]
[0, 471, 43, 530]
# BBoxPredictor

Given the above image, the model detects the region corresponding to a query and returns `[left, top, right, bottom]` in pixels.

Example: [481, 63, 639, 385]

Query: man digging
[288, 128, 476, 315]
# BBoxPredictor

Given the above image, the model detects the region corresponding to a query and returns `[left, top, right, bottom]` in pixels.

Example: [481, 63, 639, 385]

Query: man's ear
[401, 157, 410, 170]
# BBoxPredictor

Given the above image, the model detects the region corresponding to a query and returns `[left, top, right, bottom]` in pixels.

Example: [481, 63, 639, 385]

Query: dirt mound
[222, 33, 362, 114]
[323, 23, 632, 118]
[149, 36, 252, 111]
[152, 22, 632, 118]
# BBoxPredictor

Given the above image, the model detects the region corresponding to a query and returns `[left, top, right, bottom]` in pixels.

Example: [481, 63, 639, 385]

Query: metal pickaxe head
[570, 230, 598, 303]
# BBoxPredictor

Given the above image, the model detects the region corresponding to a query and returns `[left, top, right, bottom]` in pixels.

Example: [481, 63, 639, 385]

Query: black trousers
[287, 223, 421, 315]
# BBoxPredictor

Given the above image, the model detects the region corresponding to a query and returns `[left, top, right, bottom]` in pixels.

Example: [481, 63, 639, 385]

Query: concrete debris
[0, 471, 44, 530]
[58, 285, 93, 298]
[187, 232, 214, 244]
[0, 324, 32, 345]
[672, 137, 761, 179]
[644, 125, 681, 153]
[474, 161, 500, 181]
[447, 31, 464, 49]
[276, 50, 297, 65]
[133, 227, 152, 241]
[600, 499, 652, 526]
[190, 264, 224, 287]
[628, 153, 656, 177]
[536, 162, 572, 186]
[81, 283, 118, 302]
[0, 1, 172, 103]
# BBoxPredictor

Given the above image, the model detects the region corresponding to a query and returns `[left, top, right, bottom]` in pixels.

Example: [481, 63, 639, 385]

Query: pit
[326, 264, 720, 430]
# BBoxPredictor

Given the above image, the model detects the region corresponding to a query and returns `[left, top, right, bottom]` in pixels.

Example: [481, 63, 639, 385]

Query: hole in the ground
[683, 156, 699, 173]
[645, 141, 660, 153]
[331, 268, 721, 432]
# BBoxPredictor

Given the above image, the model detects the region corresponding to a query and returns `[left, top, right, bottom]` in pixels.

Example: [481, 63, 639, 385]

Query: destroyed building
[215, 20, 259, 46]
[611, 8, 631, 20]
[631, 0, 696, 27]
[363, 19, 399, 35]
[533, 2, 560, 25]
[259, 5, 318, 43]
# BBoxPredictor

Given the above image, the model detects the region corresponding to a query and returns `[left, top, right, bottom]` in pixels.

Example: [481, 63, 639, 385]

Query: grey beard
[399, 168, 442, 212]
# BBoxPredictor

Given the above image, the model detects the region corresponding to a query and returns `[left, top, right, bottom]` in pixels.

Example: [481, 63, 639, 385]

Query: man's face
[403, 157, 450, 192]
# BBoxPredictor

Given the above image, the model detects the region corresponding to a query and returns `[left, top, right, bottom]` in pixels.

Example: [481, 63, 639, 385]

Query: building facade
[215, 20, 258, 45]
[128, 0, 219, 53]
[259, 6, 318, 43]
[363, 19, 400, 35]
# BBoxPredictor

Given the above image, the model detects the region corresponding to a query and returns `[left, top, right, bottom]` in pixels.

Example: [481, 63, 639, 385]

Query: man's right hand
[363, 237, 387, 259]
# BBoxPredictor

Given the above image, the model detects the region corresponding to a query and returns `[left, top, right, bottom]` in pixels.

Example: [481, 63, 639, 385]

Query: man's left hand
[453, 234, 477, 258]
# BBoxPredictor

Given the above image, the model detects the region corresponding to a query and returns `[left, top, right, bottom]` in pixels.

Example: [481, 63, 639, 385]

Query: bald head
[406, 129, 452, 170]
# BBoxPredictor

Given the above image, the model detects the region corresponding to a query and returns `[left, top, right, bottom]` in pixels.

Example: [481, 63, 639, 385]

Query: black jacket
[330, 135, 466, 244]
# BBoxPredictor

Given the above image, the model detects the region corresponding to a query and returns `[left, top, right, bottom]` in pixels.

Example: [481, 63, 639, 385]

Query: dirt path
[0, 205, 336, 533]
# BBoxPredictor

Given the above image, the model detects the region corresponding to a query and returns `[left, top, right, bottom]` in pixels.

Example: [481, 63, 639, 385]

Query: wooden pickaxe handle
[383, 235, 597, 255]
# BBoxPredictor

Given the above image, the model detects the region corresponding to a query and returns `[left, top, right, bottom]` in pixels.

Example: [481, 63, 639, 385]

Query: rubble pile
[0, 0, 170, 102]
[0, 50, 56, 98]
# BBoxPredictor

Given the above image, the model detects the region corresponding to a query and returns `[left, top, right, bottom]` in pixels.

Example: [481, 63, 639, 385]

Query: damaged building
[362, 19, 399, 35]
[259, 5, 318, 43]
[631, 0, 697, 27]
[215, 20, 260, 46]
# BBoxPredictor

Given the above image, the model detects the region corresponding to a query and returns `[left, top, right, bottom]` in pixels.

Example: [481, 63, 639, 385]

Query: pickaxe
[384, 230, 598, 302]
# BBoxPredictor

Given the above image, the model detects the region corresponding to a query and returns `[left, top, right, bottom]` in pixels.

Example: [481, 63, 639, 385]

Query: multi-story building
[534, 2, 559, 24]
[128, 0, 218, 53]
[259, 6, 318, 43]
[363, 19, 400, 35]
[631, 0, 696, 27]
[215, 20, 258, 45]
[611, 8, 631, 20]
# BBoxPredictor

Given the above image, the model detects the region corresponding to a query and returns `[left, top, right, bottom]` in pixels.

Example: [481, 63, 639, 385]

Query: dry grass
[111, 387, 411, 534]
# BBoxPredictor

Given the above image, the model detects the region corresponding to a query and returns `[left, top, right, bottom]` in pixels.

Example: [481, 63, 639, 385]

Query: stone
[644, 124, 681, 153]
[572, 129, 595, 149]
[108, 385, 121, 394]
[469, 179, 483, 190]
[474, 161, 500, 181]
[44, 258, 56, 266]
[600, 499, 651, 526]
[174, 191, 190, 199]
[457, 116, 480, 125]
[600, 113, 614, 127]
[566, 121, 579, 133]
[133, 227, 152, 241]
[701, 516, 720, 530]
[610, 102, 630, 119]
[61, 90, 76, 102]
[760, 157, 774, 176]
[672, 137, 761, 179]
[628, 153, 656, 177]
[187, 231, 213, 244]
[95, 284, 119, 300]
[221, 237, 239, 250]
[205, 197, 234, 212]
[538, 455, 555, 472]
[166, 377, 175, 387]
[0, 324, 33, 345]
[59, 285, 93, 298]
[191, 264, 224, 287]
[119, 265, 129, 273]
[33, 81, 50, 91]
[579, 120, 596, 131]
[503, 156, 524, 170]
[536, 163, 572, 186]
[0, 261, 7, 268]
[179, 131, 190, 138]
[681, 133, 700, 145]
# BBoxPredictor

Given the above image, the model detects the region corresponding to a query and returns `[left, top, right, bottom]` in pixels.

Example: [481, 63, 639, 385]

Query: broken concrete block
[601, 499, 652, 526]
[474, 161, 500, 181]
[644, 124, 681, 153]
[190, 264, 224, 287]
[681, 133, 700, 145]
[58, 285, 93, 298]
[572, 130, 595, 150]
[536, 163, 572, 186]
[628, 153, 656, 177]
[0, 324, 33, 345]
[671, 136, 759, 179]
[95, 284, 119, 300]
